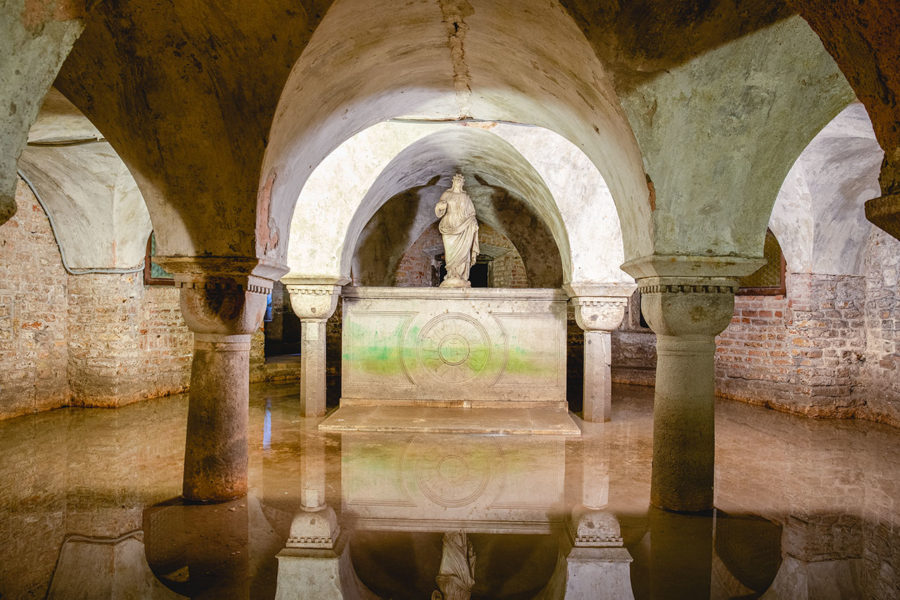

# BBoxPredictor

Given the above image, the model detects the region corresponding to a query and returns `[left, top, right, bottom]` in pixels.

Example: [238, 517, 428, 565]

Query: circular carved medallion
[403, 436, 497, 508]
[417, 313, 491, 384]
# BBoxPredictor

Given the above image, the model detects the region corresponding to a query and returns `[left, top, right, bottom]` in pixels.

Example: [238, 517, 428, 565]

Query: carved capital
[638, 276, 737, 338]
[284, 278, 344, 321]
[568, 506, 624, 548]
[570, 296, 628, 331]
[155, 256, 286, 336]
[286, 504, 341, 549]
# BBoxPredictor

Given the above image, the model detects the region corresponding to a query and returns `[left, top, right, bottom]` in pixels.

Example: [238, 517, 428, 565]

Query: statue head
[451, 173, 465, 191]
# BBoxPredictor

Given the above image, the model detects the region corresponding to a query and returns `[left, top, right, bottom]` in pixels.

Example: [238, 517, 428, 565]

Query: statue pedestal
[321, 287, 577, 435]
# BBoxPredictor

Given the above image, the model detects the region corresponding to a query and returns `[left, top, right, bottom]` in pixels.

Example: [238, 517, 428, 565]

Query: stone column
[640, 278, 737, 512]
[157, 257, 284, 503]
[566, 283, 635, 423]
[623, 256, 762, 513]
[284, 278, 344, 417]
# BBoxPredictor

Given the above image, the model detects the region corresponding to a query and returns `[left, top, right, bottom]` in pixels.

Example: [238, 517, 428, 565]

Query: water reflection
[0, 383, 897, 599]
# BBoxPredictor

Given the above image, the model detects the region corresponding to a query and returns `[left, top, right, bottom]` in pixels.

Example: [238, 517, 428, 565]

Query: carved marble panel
[341, 287, 567, 406]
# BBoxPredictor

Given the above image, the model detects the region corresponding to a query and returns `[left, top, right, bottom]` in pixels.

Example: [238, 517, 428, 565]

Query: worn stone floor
[1, 382, 898, 599]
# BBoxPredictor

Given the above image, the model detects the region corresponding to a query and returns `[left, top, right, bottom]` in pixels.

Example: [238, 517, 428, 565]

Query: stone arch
[337, 127, 567, 286]
[769, 103, 883, 276]
[287, 122, 630, 288]
[263, 0, 651, 272]
[16, 89, 152, 271]
[619, 16, 856, 270]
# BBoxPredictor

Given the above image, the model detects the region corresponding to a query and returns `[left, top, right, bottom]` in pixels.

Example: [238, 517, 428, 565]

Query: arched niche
[286, 122, 630, 288]
[264, 0, 650, 272]
[360, 217, 544, 288]
[345, 128, 566, 289]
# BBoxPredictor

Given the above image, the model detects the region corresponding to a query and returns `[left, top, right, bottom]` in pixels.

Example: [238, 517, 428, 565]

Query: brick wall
[0, 178, 294, 421]
[0, 180, 69, 417]
[860, 228, 900, 425]
[602, 258, 897, 427]
[140, 286, 192, 395]
[394, 221, 528, 287]
[394, 224, 437, 286]
[68, 273, 146, 406]
[716, 273, 868, 418]
[480, 225, 529, 288]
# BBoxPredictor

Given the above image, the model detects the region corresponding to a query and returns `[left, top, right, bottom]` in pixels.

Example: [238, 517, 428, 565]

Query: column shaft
[300, 319, 328, 417]
[651, 335, 716, 512]
[183, 334, 252, 502]
[583, 330, 613, 423]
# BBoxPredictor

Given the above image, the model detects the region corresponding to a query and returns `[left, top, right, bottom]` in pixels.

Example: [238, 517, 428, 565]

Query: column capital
[570, 296, 629, 332]
[155, 256, 287, 336]
[565, 281, 635, 332]
[286, 505, 341, 550]
[283, 276, 346, 321]
[567, 506, 624, 548]
[638, 276, 738, 339]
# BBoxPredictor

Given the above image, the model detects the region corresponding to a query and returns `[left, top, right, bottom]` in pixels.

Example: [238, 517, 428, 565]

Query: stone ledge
[342, 286, 567, 301]
[318, 405, 581, 435]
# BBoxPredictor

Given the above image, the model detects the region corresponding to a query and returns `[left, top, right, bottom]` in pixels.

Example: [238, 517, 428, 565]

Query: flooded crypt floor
[1, 382, 898, 600]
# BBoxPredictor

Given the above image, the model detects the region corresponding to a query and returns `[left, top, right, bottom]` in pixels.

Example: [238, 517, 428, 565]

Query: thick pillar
[640, 278, 737, 512]
[284, 278, 344, 417]
[157, 257, 284, 502]
[623, 256, 762, 513]
[567, 284, 635, 423]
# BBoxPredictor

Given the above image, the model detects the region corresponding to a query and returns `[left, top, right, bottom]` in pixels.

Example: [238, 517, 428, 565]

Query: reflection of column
[284, 278, 344, 417]
[648, 507, 712, 600]
[546, 509, 634, 600]
[300, 422, 327, 511]
[276, 428, 355, 600]
[566, 283, 635, 423]
[286, 423, 339, 549]
[157, 257, 283, 502]
[762, 514, 864, 599]
[581, 428, 610, 510]
[144, 499, 251, 599]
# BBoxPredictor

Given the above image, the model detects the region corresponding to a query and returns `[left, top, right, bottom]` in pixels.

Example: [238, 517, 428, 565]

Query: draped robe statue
[431, 531, 476, 600]
[436, 174, 479, 288]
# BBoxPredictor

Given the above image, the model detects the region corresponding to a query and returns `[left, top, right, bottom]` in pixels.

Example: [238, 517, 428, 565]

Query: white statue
[431, 531, 476, 600]
[436, 173, 479, 288]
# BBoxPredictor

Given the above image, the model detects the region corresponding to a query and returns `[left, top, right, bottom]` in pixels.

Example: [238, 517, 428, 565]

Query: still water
[1, 383, 897, 599]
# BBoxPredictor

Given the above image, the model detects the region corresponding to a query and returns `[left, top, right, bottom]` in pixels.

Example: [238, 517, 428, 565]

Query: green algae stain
[504, 345, 556, 378]
[343, 320, 410, 377]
